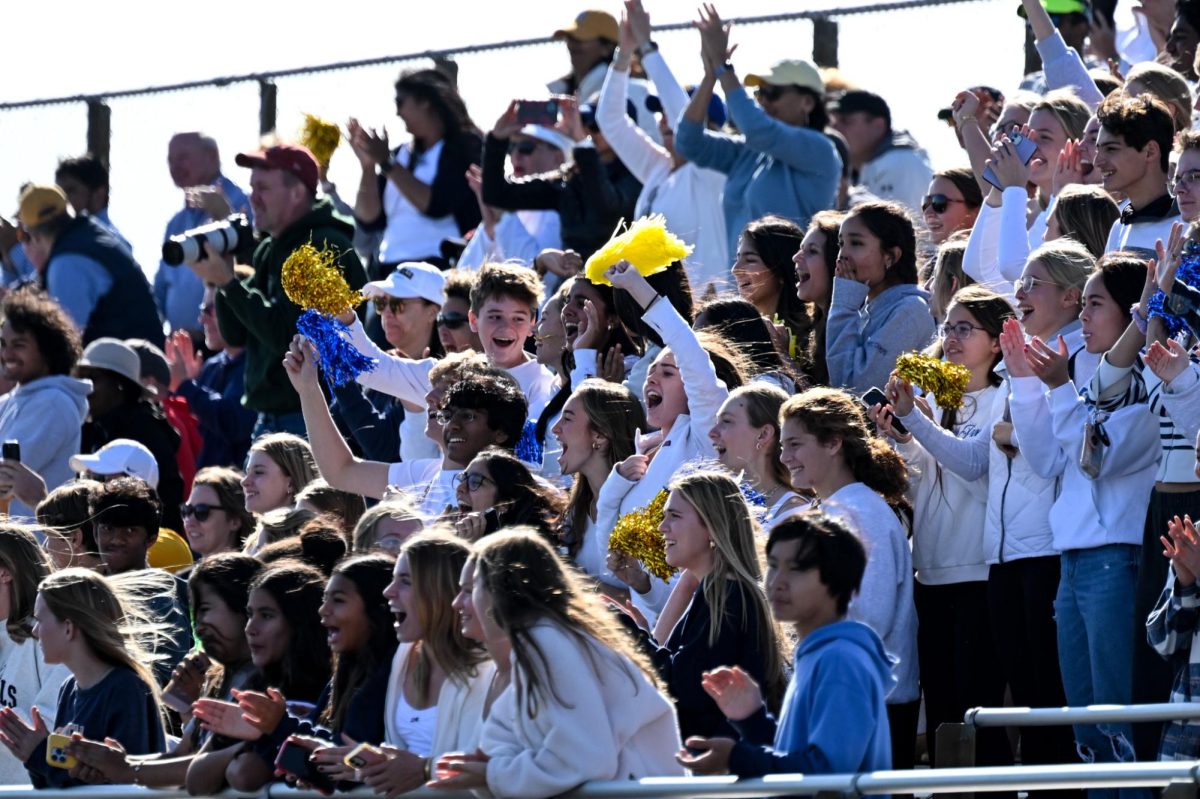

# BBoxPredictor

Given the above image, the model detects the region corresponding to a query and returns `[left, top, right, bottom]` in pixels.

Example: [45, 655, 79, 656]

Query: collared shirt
[1107, 193, 1181, 257]
[154, 174, 251, 333]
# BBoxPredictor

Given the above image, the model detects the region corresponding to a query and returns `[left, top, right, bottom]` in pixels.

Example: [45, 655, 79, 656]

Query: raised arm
[283, 336, 390, 499]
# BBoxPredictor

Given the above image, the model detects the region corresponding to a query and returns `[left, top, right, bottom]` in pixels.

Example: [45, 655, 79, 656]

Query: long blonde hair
[38, 568, 173, 717]
[248, 433, 318, 496]
[668, 470, 787, 713]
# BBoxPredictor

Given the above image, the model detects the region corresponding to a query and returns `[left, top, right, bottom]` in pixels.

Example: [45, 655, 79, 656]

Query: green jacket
[216, 197, 367, 415]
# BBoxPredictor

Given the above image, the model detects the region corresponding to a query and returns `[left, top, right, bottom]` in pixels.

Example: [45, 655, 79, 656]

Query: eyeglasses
[939, 321, 987, 340]
[373, 297, 408, 315]
[453, 471, 495, 492]
[921, 194, 966, 214]
[1014, 275, 1059, 294]
[199, 303, 216, 318]
[433, 407, 482, 426]
[508, 140, 540, 156]
[180, 503, 232, 522]
[1169, 169, 1200, 197]
[755, 85, 790, 103]
[436, 311, 469, 330]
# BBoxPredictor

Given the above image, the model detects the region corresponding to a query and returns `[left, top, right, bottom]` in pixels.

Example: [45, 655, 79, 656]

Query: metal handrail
[0, 761, 1198, 799]
[0, 0, 982, 110]
[965, 702, 1200, 727]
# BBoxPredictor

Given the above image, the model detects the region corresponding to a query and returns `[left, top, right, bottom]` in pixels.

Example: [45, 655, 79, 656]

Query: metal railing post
[812, 17, 838, 68]
[935, 716, 978, 799]
[85, 99, 111, 166]
[258, 79, 277, 137]
[1162, 778, 1199, 799]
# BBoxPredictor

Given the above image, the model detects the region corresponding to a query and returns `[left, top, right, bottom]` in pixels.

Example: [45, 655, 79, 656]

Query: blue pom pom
[296, 310, 378, 388]
[1148, 241, 1200, 338]
[515, 420, 544, 466]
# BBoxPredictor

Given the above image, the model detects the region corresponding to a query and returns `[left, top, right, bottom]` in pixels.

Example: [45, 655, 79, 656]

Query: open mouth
[713, 442, 727, 456]
[645, 389, 663, 409]
[392, 609, 408, 630]
[446, 436, 466, 446]
[664, 537, 677, 549]
[492, 337, 516, 349]
[563, 323, 579, 338]
[1017, 304, 1034, 321]
[324, 624, 341, 644]
[1080, 161, 1094, 176]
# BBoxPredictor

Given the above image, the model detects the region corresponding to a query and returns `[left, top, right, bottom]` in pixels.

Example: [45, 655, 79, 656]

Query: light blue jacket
[826, 278, 935, 395]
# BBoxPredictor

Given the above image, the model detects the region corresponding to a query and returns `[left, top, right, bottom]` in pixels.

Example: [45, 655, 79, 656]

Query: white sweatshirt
[0, 623, 70, 785]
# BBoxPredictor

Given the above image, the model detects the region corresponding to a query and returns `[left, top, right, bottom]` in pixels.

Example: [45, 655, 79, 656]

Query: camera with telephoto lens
[161, 214, 254, 267]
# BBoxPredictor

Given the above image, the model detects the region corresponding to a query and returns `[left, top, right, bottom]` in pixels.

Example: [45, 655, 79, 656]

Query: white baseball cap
[517, 125, 575, 157]
[69, 439, 159, 489]
[363, 262, 446, 307]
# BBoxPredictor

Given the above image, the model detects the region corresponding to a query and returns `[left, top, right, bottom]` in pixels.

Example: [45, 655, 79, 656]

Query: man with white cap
[330, 262, 446, 462]
[459, 124, 571, 272]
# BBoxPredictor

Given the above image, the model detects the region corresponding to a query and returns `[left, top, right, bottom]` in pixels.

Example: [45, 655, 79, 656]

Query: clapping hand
[999, 318, 1034, 378]
[1163, 514, 1200, 586]
[696, 3, 736, 75]
[1025, 335, 1071, 389]
[701, 666, 764, 722]
[0, 706, 48, 763]
[676, 736, 734, 775]
[1145, 339, 1192, 385]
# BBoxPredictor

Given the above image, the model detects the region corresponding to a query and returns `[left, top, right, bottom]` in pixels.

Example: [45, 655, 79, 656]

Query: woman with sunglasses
[181, 467, 256, 563]
[330, 263, 448, 463]
[481, 94, 640, 260]
[450, 448, 566, 543]
[675, 6, 839, 260]
[922, 168, 982, 248]
[437, 269, 482, 355]
[871, 287, 1016, 774]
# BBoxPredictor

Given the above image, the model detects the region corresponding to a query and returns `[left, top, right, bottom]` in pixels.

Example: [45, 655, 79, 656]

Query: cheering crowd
[0, 0, 1199, 795]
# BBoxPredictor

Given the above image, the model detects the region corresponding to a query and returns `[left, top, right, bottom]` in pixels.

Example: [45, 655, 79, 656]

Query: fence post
[812, 17, 838, 68]
[86, 99, 111, 167]
[1163, 779, 1199, 799]
[259, 79, 277, 137]
[934, 721, 976, 799]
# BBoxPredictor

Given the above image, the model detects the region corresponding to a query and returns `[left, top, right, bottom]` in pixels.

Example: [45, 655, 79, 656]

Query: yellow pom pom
[300, 114, 341, 169]
[584, 215, 693, 286]
[894, 352, 972, 411]
[608, 490, 675, 582]
[281, 243, 363, 316]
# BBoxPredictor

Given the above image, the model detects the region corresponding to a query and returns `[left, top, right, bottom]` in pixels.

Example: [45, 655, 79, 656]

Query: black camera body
[161, 214, 255, 267]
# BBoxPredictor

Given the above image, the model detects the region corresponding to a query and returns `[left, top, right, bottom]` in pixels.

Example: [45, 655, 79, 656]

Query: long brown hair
[724, 383, 791, 488]
[669, 470, 787, 713]
[474, 529, 662, 718]
[401, 533, 488, 703]
[781, 388, 910, 517]
[0, 524, 51, 643]
[560, 380, 646, 559]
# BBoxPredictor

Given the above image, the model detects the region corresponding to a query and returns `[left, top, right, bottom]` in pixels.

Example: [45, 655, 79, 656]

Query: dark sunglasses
[180, 503, 232, 522]
[373, 296, 408, 315]
[436, 311, 469, 330]
[755, 85, 789, 103]
[921, 193, 966, 214]
[508, 140, 540, 156]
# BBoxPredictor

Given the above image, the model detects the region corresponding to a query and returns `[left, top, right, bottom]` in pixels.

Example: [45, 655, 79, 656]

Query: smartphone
[516, 99, 559, 127]
[2, 441, 19, 463]
[46, 733, 77, 770]
[343, 742, 386, 769]
[982, 131, 1039, 190]
[483, 507, 501, 535]
[861, 387, 908, 436]
[276, 740, 336, 795]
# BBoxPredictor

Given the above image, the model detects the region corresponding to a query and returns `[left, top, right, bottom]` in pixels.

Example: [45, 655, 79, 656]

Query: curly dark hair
[0, 288, 82, 377]
[89, 476, 162, 533]
[441, 370, 528, 451]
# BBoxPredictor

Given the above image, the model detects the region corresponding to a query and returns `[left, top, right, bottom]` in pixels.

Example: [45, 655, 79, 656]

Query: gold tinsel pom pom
[300, 114, 341, 168]
[608, 489, 675, 582]
[894, 352, 972, 411]
[584, 215, 694, 286]
[281, 243, 363, 316]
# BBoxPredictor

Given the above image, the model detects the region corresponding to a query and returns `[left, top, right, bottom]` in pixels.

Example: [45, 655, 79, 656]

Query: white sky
[0, 0, 1025, 279]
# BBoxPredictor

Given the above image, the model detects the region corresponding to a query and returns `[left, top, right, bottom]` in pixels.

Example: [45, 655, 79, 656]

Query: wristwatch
[637, 40, 659, 58]
[380, 153, 398, 173]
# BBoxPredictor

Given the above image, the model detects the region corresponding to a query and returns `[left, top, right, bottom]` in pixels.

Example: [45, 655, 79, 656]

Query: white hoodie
[0, 375, 92, 519]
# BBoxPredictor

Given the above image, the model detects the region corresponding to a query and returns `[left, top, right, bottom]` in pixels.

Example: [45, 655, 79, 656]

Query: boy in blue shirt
[679, 511, 895, 776]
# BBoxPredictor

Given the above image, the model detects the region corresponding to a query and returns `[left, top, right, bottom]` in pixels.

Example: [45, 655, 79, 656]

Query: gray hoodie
[0, 375, 92, 518]
[826, 278, 936, 396]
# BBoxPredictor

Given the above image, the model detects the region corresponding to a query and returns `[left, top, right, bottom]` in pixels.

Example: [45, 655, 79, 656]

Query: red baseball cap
[235, 144, 319, 195]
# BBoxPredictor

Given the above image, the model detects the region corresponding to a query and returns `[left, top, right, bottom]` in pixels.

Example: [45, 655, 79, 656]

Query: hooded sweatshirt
[0, 623, 69, 785]
[729, 620, 895, 777]
[0, 375, 91, 518]
[826, 277, 936, 396]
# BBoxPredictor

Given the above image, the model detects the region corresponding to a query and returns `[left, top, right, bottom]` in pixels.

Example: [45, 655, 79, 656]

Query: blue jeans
[251, 411, 307, 441]
[1056, 545, 1146, 799]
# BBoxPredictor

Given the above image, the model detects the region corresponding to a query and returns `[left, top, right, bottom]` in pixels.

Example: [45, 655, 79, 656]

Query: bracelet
[637, 40, 659, 57]
[1131, 302, 1149, 334]
[423, 757, 432, 782]
[714, 61, 734, 78]
[131, 760, 144, 786]
[957, 114, 978, 126]
[380, 153, 397, 173]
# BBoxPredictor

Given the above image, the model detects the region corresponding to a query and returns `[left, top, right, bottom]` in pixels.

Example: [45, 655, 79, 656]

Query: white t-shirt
[387, 460, 461, 518]
[393, 686, 439, 758]
[378, 140, 462, 263]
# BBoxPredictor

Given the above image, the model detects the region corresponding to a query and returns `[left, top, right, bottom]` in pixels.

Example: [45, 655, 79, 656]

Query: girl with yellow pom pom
[595, 258, 741, 627]
[619, 469, 787, 744]
[868, 286, 1018, 772]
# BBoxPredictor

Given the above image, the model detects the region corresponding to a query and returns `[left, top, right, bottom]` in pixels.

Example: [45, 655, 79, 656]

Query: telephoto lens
[161, 214, 254, 266]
